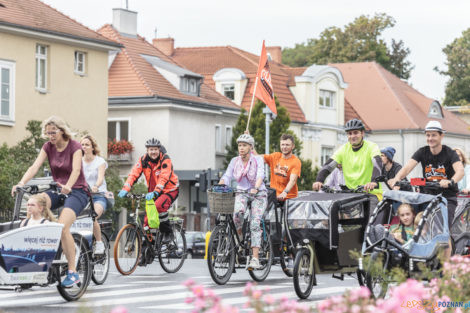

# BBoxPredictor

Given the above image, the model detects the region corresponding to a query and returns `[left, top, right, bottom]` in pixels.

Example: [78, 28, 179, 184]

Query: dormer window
[140, 54, 202, 96]
[319, 89, 335, 108]
[428, 101, 443, 119]
[223, 84, 235, 100]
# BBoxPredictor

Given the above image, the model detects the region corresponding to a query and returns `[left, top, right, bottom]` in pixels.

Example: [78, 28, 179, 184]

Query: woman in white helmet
[219, 133, 267, 270]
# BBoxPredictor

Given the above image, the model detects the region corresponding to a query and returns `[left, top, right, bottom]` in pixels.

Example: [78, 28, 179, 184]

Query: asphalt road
[0, 259, 359, 313]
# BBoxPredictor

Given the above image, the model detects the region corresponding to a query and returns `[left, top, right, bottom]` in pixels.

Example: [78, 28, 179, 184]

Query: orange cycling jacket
[123, 152, 179, 194]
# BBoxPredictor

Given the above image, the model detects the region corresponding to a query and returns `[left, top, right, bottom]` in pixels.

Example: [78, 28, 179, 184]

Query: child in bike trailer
[219, 134, 267, 270]
[21, 194, 57, 227]
[118, 138, 179, 243]
[389, 203, 415, 244]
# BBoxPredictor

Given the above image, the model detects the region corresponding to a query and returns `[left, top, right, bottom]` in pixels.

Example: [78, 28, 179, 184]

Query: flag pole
[246, 76, 259, 131]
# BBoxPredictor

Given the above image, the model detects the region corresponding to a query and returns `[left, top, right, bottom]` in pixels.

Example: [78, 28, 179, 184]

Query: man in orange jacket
[118, 138, 179, 242]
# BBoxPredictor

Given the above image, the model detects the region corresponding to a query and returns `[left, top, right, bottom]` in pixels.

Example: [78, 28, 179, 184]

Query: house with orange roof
[98, 9, 240, 222]
[0, 0, 120, 149]
[331, 62, 470, 174]
[172, 42, 470, 174]
[171, 44, 349, 167]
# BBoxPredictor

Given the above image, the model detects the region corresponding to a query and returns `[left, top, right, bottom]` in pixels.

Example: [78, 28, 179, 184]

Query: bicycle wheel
[92, 232, 110, 285]
[207, 224, 235, 285]
[293, 247, 315, 299]
[249, 224, 273, 282]
[158, 222, 186, 273]
[56, 234, 92, 301]
[114, 224, 142, 275]
[279, 241, 294, 277]
[365, 251, 389, 299]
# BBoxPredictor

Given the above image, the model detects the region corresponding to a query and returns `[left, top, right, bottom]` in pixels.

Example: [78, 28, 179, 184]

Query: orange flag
[251, 40, 277, 115]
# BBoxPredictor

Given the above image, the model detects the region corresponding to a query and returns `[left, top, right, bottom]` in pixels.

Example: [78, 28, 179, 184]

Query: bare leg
[93, 204, 104, 242]
[252, 247, 259, 259]
[58, 208, 77, 272]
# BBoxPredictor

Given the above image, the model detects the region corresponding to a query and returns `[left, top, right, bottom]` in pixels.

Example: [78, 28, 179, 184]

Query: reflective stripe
[159, 212, 169, 222]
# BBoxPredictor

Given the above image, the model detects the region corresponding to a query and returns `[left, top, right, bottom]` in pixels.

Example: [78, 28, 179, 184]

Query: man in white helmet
[389, 120, 464, 229]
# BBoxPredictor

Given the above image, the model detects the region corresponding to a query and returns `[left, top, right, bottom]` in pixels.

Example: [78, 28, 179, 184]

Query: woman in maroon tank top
[11, 116, 88, 288]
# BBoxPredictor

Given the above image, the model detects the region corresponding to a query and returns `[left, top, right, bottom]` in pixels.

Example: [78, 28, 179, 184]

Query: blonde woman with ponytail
[21, 194, 57, 226]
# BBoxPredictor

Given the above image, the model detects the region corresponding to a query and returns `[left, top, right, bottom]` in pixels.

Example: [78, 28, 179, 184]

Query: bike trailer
[286, 191, 370, 268]
[364, 190, 449, 260]
[452, 195, 470, 255]
[0, 223, 63, 285]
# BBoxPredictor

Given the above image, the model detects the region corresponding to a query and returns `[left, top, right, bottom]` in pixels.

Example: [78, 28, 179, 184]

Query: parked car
[184, 231, 206, 259]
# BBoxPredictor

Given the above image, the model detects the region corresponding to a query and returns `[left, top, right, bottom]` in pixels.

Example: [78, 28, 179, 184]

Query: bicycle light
[358, 257, 363, 270]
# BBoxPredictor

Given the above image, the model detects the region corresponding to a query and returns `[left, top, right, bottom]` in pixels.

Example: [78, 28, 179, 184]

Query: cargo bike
[283, 189, 371, 299]
[0, 177, 110, 301]
[206, 186, 273, 285]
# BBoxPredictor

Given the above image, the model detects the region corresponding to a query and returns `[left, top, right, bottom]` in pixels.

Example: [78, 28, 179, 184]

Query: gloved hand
[145, 192, 155, 201]
[118, 190, 128, 198]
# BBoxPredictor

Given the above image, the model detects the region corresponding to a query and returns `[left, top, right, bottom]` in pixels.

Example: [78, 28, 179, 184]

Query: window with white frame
[35, 44, 47, 91]
[223, 84, 235, 100]
[321, 146, 334, 165]
[0, 60, 15, 121]
[215, 125, 222, 152]
[74, 51, 86, 75]
[319, 90, 335, 108]
[108, 120, 130, 141]
[225, 126, 232, 151]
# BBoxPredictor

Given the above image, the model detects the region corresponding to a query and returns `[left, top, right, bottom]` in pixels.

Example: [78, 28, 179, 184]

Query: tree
[282, 13, 414, 80]
[225, 98, 317, 191]
[436, 28, 470, 107]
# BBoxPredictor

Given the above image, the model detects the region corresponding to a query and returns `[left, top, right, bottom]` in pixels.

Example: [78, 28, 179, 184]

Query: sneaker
[94, 241, 105, 255]
[287, 258, 294, 269]
[61, 271, 80, 288]
[161, 232, 174, 244]
[247, 257, 260, 270]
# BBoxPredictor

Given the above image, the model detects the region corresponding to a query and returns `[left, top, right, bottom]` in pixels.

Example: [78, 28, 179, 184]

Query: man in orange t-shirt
[264, 134, 302, 200]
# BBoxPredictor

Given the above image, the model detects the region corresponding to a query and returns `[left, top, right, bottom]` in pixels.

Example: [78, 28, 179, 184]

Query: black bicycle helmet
[145, 138, 162, 148]
[344, 119, 365, 132]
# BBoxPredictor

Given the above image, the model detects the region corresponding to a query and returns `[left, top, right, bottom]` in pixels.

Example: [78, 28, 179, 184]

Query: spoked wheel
[158, 222, 186, 273]
[279, 240, 294, 277]
[92, 233, 110, 285]
[293, 247, 315, 299]
[114, 224, 142, 275]
[207, 224, 235, 285]
[56, 234, 92, 301]
[365, 251, 389, 299]
[249, 224, 273, 282]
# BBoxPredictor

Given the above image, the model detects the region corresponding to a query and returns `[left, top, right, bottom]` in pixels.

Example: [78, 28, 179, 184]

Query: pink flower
[252, 290, 262, 300]
[263, 294, 275, 305]
[192, 285, 205, 298]
[243, 282, 253, 295]
[183, 278, 195, 287]
[110, 306, 128, 313]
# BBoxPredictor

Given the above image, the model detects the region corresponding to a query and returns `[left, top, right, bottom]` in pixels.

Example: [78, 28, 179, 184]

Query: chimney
[112, 8, 137, 36]
[153, 37, 175, 56]
[266, 46, 282, 64]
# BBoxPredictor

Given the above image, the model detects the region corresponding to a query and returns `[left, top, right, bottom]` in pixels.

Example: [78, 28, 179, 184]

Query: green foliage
[0, 121, 47, 220]
[436, 28, 470, 107]
[282, 13, 414, 80]
[225, 98, 316, 191]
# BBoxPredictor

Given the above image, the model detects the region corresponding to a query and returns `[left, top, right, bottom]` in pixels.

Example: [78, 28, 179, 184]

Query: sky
[42, 0, 470, 102]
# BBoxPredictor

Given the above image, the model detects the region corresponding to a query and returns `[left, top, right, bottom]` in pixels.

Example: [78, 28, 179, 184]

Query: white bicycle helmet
[236, 134, 255, 146]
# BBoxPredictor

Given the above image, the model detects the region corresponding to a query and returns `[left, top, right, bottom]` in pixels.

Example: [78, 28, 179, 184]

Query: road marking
[0, 284, 132, 300]
[53, 284, 289, 308]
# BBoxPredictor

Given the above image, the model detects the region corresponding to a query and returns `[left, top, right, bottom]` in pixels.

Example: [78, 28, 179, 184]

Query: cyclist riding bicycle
[118, 138, 179, 243]
[312, 118, 383, 214]
[11, 116, 88, 288]
[388, 120, 464, 230]
[218, 134, 267, 270]
[262, 133, 301, 201]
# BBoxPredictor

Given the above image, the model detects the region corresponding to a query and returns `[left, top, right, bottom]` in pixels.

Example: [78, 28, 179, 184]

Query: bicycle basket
[207, 190, 235, 214]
